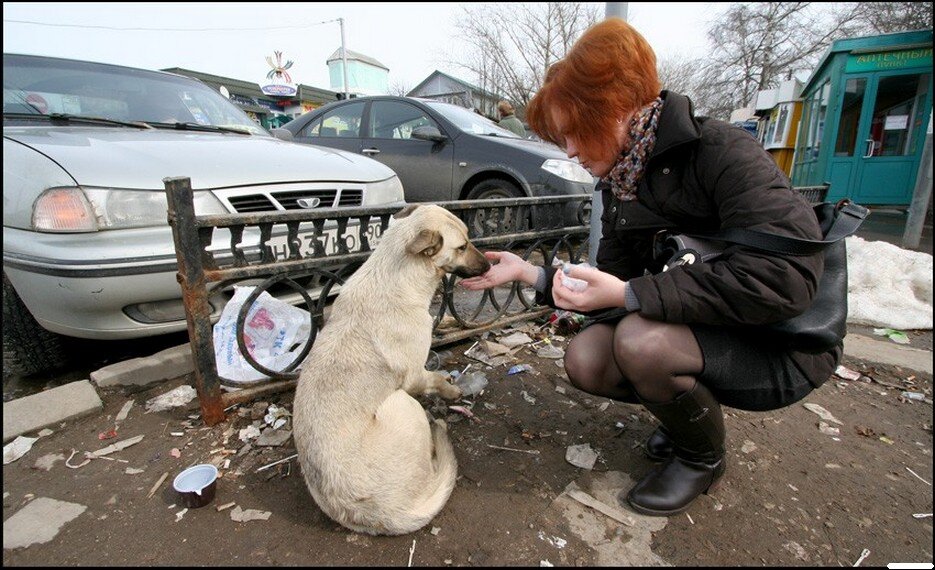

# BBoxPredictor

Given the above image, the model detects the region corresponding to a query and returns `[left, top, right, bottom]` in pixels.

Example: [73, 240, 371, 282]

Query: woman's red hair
[527, 18, 661, 161]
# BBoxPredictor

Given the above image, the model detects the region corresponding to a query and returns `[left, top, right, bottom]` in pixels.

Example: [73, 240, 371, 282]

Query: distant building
[408, 70, 502, 119]
[752, 78, 804, 176]
[326, 48, 389, 97]
[162, 67, 338, 129]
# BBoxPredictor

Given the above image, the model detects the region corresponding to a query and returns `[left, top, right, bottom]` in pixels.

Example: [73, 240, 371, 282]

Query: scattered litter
[598, 402, 610, 412]
[98, 429, 118, 440]
[508, 364, 532, 376]
[686, 513, 695, 525]
[448, 405, 475, 419]
[37, 428, 54, 438]
[175, 508, 188, 522]
[3, 436, 38, 464]
[430, 526, 441, 536]
[901, 391, 926, 401]
[407, 538, 416, 567]
[879, 436, 894, 445]
[125, 467, 145, 475]
[853, 548, 870, 566]
[170, 432, 185, 437]
[145, 385, 197, 413]
[818, 422, 840, 437]
[905, 467, 931, 486]
[115, 400, 134, 423]
[565, 443, 598, 470]
[783, 541, 809, 562]
[486, 444, 539, 455]
[33, 452, 66, 471]
[536, 343, 565, 359]
[825, 463, 842, 469]
[454, 371, 488, 397]
[788, 484, 798, 492]
[834, 365, 862, 381]
[565, 488, 635, 526]
[872, 328, 910, 344]
[239, 425, 261, 442]
[540, 561, 554, 567]
[264, 405, 292, 430]
[521, 391, 537, 405]
[148, 472, 169, 498]
[802, 403, 843, 425]
[555, 386, 566, 394]
[90, 434, 144, 458]
[169, 448, 182, 458]
[216, 501, 237, 512]
[256, 429, 292, 447]
[230, 505, 271, 522]
[498, 331, 533, 348]
[65, 449, 91, 469]
[537, 531, 567, 549]
[464, 340, 513, 367]
[741, 440, 757, 453]
[912, 513, 932, 518]
[256, 453, 299, 472]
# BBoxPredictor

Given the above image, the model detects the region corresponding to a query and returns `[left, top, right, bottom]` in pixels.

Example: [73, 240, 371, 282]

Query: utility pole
[589, 3, 629, 262]
[339, 17, 349, 100]
[902, 116, 933, 250]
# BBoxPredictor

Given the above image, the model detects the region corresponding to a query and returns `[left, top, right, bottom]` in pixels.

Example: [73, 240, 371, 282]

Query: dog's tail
[403, 419, 457, 531]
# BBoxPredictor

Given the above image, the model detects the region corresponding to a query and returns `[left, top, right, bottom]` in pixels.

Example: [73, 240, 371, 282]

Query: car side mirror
[411, 125, 447, 143]
[270, 128, 293, 142]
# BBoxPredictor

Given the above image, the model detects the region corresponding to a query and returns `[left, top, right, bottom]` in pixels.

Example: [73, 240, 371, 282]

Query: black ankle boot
[644, 426, 673, 461]
[624, 382, 726, 517]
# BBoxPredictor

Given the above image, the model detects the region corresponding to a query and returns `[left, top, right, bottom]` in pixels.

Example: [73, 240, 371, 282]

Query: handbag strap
[688, 201, 869, 256]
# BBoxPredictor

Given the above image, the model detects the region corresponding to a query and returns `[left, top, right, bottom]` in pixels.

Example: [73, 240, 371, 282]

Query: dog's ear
[407, 229, 443, 257]
[393, 204, 420, 219]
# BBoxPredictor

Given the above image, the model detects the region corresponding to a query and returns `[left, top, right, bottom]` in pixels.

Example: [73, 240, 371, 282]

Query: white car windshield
[424, 100, 522, 138]
[3, 54, 268, 136]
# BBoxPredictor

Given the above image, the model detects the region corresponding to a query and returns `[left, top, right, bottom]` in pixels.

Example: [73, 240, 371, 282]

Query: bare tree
[388, 80, 411, 97]
[454, 2, 601, 118]
[850, 2, 933, 34]
[693, 2, 862, 120]
[657, 55, 704, 100]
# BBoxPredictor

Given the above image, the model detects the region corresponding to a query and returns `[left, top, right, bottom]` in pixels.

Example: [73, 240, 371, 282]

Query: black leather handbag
[654, 200, 869, 354]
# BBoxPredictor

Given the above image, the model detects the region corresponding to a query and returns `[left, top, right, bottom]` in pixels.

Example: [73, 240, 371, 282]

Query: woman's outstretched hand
[459, 251, 538, 290]
[552, 264, 628, 313]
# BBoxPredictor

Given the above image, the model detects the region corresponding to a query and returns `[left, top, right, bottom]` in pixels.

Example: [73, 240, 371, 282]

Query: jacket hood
[3, 126, 395, 190]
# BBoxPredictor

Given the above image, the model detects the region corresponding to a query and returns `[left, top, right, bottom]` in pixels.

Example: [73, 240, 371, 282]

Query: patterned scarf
[603, 97, 664, 202]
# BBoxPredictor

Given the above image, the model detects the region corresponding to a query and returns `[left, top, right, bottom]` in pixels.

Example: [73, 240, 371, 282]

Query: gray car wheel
[464, 179, 525, 237]
[3, 273, 70, 379]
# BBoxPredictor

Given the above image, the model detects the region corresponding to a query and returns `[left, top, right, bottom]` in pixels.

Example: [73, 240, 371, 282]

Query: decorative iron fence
[165, 176, 591, 425]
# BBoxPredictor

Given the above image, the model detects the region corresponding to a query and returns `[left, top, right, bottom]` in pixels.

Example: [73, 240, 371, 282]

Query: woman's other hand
[459, 251, 538, 290]
[552, 264, 628, 312]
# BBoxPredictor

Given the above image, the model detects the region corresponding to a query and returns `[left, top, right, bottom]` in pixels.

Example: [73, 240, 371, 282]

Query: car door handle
[362, 148, 380, 156]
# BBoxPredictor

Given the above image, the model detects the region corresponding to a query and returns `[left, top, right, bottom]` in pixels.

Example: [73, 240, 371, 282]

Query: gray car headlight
[362, 175, 405, 206]
[32, 187, 228, 232]
[541, 159, 594, 184]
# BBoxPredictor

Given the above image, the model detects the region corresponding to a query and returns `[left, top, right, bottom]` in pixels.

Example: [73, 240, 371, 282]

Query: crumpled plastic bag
[213, 286, 311, 383]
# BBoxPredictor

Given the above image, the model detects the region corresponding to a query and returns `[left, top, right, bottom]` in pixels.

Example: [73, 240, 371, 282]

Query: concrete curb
[843, 333, 933, 374]
[90, 343, 194, 388]
[3, 380, 103, 443]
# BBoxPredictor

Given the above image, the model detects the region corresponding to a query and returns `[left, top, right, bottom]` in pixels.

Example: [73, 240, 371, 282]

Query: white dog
[292, 204, 491, 536]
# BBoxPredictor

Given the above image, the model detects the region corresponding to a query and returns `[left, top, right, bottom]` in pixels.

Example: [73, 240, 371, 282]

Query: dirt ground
[3, 320, 933, 567]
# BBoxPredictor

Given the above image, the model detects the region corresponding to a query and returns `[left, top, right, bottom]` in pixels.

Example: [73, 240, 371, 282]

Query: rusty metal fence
[165, 176, 591, 425]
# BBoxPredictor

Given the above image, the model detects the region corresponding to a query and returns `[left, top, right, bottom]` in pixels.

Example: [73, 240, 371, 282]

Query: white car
[3, 53, 404, 377]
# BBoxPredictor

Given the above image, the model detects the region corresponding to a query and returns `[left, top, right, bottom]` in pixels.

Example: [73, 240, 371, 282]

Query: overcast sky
[3, 2, 727, 92]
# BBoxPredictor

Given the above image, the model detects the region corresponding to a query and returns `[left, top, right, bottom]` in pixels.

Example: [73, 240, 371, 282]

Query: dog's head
[394, 204, 491, 278]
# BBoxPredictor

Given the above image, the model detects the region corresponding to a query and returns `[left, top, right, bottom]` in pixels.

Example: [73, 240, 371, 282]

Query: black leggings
[563, 313, 813, 411]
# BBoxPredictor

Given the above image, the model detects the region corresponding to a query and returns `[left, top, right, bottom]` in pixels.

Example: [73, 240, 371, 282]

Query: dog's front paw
[438, 382, 463, 401]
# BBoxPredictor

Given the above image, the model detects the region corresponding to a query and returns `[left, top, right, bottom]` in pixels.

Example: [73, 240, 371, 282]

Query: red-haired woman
[461, 18, 837, 516]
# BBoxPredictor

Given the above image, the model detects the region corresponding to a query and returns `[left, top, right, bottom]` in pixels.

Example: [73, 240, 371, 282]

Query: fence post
[164, 176, 226, 426]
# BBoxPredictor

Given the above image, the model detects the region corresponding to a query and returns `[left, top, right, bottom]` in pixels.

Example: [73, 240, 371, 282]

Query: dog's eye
[457, 244, 468, 251]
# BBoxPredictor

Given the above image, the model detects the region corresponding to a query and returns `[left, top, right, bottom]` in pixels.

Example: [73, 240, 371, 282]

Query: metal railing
[165, 176, 590, 425]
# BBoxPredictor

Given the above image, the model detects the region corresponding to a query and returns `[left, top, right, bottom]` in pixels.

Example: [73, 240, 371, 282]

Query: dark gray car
[283, 96, 595, 220]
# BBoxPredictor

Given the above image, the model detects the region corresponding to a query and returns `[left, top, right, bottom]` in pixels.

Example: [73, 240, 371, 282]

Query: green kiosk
[791, 30, 932, 206]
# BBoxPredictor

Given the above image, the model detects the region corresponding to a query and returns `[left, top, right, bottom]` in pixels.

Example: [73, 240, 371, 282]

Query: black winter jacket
[539, 91, 841, 388]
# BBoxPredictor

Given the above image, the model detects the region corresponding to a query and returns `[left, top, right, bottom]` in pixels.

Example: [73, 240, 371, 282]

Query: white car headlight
[541, 159, 594, 184]
[362, 175, 405, 206]
[32, 187, 228, 232]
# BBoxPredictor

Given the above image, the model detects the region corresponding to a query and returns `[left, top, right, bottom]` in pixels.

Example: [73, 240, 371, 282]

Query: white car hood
[4, 126, 393, 190]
